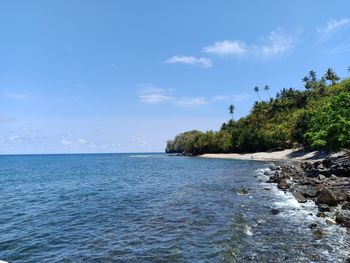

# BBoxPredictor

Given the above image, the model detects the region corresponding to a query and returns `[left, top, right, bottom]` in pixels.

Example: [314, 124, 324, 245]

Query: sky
[1, 0, 350, 154]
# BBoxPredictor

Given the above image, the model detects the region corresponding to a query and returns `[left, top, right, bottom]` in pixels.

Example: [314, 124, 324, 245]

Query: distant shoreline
[199, 148, 331, 163]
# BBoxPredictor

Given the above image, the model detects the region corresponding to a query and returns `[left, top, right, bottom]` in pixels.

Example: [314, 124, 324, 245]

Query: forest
[166, 68, 350, 155]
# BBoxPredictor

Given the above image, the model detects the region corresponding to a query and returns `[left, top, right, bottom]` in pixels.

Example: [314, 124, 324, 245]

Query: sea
[0, 153, 349, 262]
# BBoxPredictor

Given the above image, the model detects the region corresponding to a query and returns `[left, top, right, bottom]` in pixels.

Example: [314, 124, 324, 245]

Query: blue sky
[1, 0, 350, 154]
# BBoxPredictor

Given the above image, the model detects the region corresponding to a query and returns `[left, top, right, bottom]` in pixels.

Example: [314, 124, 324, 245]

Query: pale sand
[199, 149, 329, 163]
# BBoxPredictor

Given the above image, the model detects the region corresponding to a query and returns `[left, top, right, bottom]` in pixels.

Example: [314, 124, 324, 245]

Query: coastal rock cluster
[266, 151, 350, 230]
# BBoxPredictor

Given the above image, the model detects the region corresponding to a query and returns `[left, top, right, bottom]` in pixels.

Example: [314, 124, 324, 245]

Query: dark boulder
[315, 188, 338, 206]
[318, 204, 331, 212]
[292, 185, 318, 198]
[335, 211, 350, 228]
[277, 180, 290, 190]
[271, 208, 280, 215]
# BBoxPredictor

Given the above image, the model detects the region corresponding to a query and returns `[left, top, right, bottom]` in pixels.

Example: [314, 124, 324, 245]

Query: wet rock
[238, 187, 249, 195]
[271, 208, 280, 215]
[316, 212, 326, 217]
[292, 185, 318, 198]
[326, 219, 336, 225]
[335, 211, 350, 228]
[308, 223, 318, 229]
[277, 180, 290, 190]
[318, 204, 331, 212]
[315, 188, 338, 206]
[292, 191, 307, 203]
[312, 229, 324, 239]
[342, 202, 350, 211]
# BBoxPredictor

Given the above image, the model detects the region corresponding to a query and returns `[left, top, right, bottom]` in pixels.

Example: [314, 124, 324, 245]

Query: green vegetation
[166, 68, 350, 155]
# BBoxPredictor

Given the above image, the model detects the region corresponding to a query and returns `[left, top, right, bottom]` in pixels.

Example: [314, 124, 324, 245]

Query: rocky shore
[265, 150, 350, 230]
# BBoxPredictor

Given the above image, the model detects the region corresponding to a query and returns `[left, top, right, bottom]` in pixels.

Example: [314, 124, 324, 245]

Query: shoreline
[201, 148, 350, 231]
[199, 148, 331, 163]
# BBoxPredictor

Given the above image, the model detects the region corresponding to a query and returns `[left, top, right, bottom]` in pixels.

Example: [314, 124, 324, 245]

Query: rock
[326, 219, 336, 225]
[342, 202, 350, 211]
[308, 223, 318, 229]
[292, 191, 307, 203]
[312, 229, 324, 239]
[271, 208, 280, 215]
[318, 204, 331, 212]
[315, 188, 338, 206]
[330, 174, 337, 180]
[237, 187, 249, 195]
[318, 174, 326, 180]
[277, 180, 290, 190]
[335, 211, 350, 228]
[292, 185, 318, 198]
[316, 212, 326, 217]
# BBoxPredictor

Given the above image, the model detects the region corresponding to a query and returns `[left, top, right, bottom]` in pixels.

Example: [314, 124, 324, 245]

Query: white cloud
[203, 40, 247, 56]
[253, 29, 297, 58]
[137, 84, 173, 104]
[175, 97, 207, 108]
[60, 137, 87, 147]
[8, 135, 21, 142]
[211, 95, 230, 102]
[1, 93, 29, 100]
[317, 18, 350, 40]
[166, 55, 212, 68]
[203, 28, 298, 59]
[137, 83, 226, 108]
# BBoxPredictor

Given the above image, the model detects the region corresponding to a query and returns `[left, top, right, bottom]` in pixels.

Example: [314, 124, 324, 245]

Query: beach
[200, 148, 330, 163]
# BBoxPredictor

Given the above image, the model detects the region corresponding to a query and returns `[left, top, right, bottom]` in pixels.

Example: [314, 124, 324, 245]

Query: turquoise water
[0, 153, 349, 262]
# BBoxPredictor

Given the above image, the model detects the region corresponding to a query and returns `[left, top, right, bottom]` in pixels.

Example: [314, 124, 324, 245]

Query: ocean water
[0, 153, 349, 262]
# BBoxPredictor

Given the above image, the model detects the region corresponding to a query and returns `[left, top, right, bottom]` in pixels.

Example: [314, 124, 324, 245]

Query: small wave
[129, 155, 156, 158]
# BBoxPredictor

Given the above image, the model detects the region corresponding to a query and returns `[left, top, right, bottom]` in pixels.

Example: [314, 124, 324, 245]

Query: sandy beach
[199, 149, 330, 163]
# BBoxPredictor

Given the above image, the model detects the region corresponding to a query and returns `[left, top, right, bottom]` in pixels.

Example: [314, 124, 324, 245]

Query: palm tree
[325, 68, 340, 85]
[302, 76, 311, 90]
[228, 104, 235, 120]
[254, 86, 261, 100]
[308, 70, 317, 82]
[264, 85, 271, 99]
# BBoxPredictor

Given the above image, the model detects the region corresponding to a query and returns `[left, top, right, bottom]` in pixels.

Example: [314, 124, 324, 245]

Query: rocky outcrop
[266, 150, 350, 229]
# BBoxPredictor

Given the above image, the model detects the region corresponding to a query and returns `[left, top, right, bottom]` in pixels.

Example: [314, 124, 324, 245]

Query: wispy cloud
[252, 29, 298, 58]
[165, 55, 212, 68]
[137, 83, 173, 104]
[317, 18, 350, 41]
[1, 93, 30, 100]
[0, 115, 17, 123]
[137, 83, 231, 108]
[203, 40, 247, 56]
[175, 97, 207, 108]
[203, 28, 299, 59]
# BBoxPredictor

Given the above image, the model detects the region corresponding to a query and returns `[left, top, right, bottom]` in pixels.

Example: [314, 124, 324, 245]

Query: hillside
[166, 69, 350, 155]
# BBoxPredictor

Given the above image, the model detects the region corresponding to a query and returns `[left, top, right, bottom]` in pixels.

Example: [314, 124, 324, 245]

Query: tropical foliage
[166, 68, 350, 154]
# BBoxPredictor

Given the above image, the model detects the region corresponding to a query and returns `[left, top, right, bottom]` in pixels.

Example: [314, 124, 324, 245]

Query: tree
[264, 85, 271, 99]
[228, 104, 235, 120]
[302, 76, 312, 90]
[254, 86, 261, 100]
[325, 68, 340, 85]
[309, 70, 317, 82]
